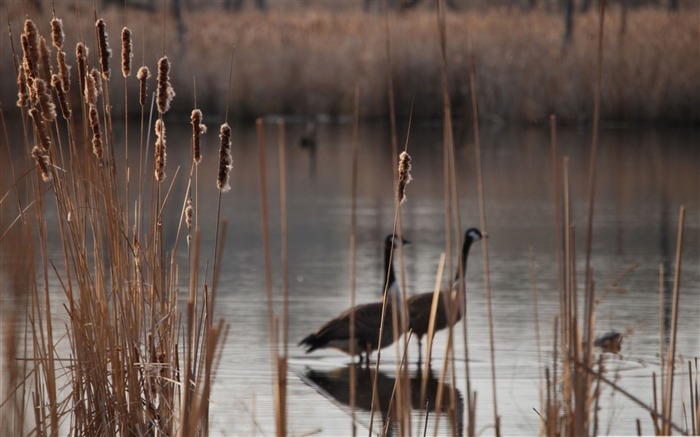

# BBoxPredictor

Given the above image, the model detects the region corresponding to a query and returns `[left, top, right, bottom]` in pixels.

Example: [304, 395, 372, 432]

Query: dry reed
[137, 65, 150, 106]
[50, 17, 63, 49]
[38, 36, 51, 82]
[16, 67, 28, 107]
[96, 18, 111, 79]
[155, 119, 166, 182]
[157, 56, 175, 114]
[34, 78, 56, 121]
[28, 107, 51, 151]
[56, 50, 70, 92]
[191, 109, 206, 164]
[75, 42, 88, 98]
[51, 74, 71, 119]
[121, 27, 132, 78]
[217, 123, 232, 192]
[397, 151, 412, 205]
[31, 145, 52, 182]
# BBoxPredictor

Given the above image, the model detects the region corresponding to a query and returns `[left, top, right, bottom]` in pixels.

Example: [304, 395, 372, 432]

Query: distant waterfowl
[298, 234, 409, 364]
[407, 228, 483, 361]
[594, 331, 623, 354]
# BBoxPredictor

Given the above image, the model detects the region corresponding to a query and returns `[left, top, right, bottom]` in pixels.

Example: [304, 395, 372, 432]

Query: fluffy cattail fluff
[32, 146, 52, 182]
[121, 27, 132, 78]
[22, 20, 40, 79]
[76, 43, 88, 97]
[137, 66, 150, 106]
[156, 56, 175, 115]
[51, 17, 64, 49]
[29, 108, 51, 151]
[89, 104, 103, 165]
[52, 74, 71, 119]
[39, 37, 52, 82]
[154, 119, 167, 182]
[95, 19, 111, 80]
[56, 51, 70, 93]
[397, 151, 412, 205]
[84, 71, 97, 106]
[91, 68, 103, 97]
[185, 198, 193, 245]
[16, 67, 29, 107]
[191, 109, 206, 164]
[217, 123, 233, 193]
[34, 78, 56, 121]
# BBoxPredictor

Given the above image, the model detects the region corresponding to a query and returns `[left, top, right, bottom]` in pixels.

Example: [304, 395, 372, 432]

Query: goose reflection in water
[301, 364, 463, 436]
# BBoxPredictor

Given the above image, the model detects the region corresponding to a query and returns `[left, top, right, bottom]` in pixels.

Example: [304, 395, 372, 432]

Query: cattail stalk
[34, 78, 57, 121]
[217, 123, 232, 193]
[16, 67, 29, 107]
[156, 56, 175, 114]
[155, 119, 166, 182]
[29, 108, 51, 151]
[39, 37, 52, 82]
[137, 66, 150, 107]
[52, 74, 72, 119]
[57, 50, 70, 92]
[76, 43, 88, 98]
[191, 109, 206, 164]
[96, 19, 111, 80]
[397, 151, 412, 204]
[121, 27, 132, 78]
[51, 17, 64, 50]
[89, 104, 103, 164]
[31, 146, 52, 182]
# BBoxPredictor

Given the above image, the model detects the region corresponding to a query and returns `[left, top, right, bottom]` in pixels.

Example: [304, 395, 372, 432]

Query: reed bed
[1, 11, 228, 437]
[2, 4, 698, 123]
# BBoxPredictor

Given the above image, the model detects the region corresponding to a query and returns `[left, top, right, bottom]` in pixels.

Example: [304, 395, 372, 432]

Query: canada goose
[298, 234, 409, 364]
[407, 228, 483, 361]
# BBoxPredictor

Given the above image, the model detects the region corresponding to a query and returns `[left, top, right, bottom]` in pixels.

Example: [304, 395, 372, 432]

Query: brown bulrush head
[16, 67, 29, 108]
[95, 19, 111, 80]
[154, 119, 166, 182]
[57, 50, 70, 93]
[52, 74, 72, 119]
[34, 78, 56, 121]
[39, 37, 52, 82]
[31, 145, 52, 182]
[89, 104, 103, 164]
[191, 109, 207, 164]
[28, 108, 51, 151]
[156, 56, 175, 115]
[22, 20, 40, 79]
[76, 43, 88, 97]
[51, 17, 64, 50]
[137, 66, 150, 106]
[397, 151, 412, 205]
[185, 198, 193, 245]
[84, 71, 97, 106]
[217, 123, 233, 193]
[91, 68, 103, 97]
[121, 27, 132, 78]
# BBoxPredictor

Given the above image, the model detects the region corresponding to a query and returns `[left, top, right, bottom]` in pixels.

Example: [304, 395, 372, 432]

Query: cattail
[121, 27, 132, 78]
[29, 108, 51, 151]
[185, 198, 193, 245]
[51, 17, 64, 50]
[84, 71, 97, 106]
[91, 68, 103, 97]
[397, 151, 412, 205]
[16, 67, 29, 108]
[76, 43, 88, 98]
[39, 37, 52, 82]
[56, 50, 70, 93]
[156, 56, 175, 115]
[217, 123, 233, 193]
[34, 78, 56, 121]
[22, 20, 40, 79]
[31, 146, 52, 182]
[154, 119, 166, 182]
[89, 104, 103, 165]
[95, 19, 111, 80]
[191, 109, 206, 164]
[137, 66, 150, 106]
[52, 74, 71, 119]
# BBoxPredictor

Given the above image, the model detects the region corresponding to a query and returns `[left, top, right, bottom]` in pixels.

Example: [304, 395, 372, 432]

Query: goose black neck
[454, 237, 474, 282]
[384, 241, 396, 289]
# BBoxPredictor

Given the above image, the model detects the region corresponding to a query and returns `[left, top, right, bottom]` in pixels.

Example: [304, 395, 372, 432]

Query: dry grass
[2, 4, 698, 123]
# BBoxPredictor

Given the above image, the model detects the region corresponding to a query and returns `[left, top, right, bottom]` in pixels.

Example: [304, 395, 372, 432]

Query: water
[4, 120, 699, 436]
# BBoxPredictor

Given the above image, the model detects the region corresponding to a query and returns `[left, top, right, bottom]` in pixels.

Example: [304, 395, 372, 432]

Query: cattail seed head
[156, 56, 175, 115]
[191, 109, 206, 164]
[121, 27, 132, 78]
[217, 123, 233, 193]
[34, 78, 56, 121]
[95, 19, 111, 80]
[39, 37, 52, 82]
[89, 104, 103, 165]
[185, 198, 193, 240]
[32, 146, 52, 182]
[91, 68, 103, 97]
[397, 151, 412, 205]
[22, 20, 40, 79]
[84, 71, 97, 106]
[56, 50, 71, 93]
[76, 43, 88, 97]
[154, 119, 167, 182]
[51, 17, 64, 49]
[137, 66, 150, 106]
[52, 74, 71, 119]
[16, 67, 29, 108]
[29, 108, 52, 151]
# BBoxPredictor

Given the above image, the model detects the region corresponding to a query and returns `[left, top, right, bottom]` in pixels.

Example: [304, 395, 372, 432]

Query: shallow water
[4, 120, 699, 436]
